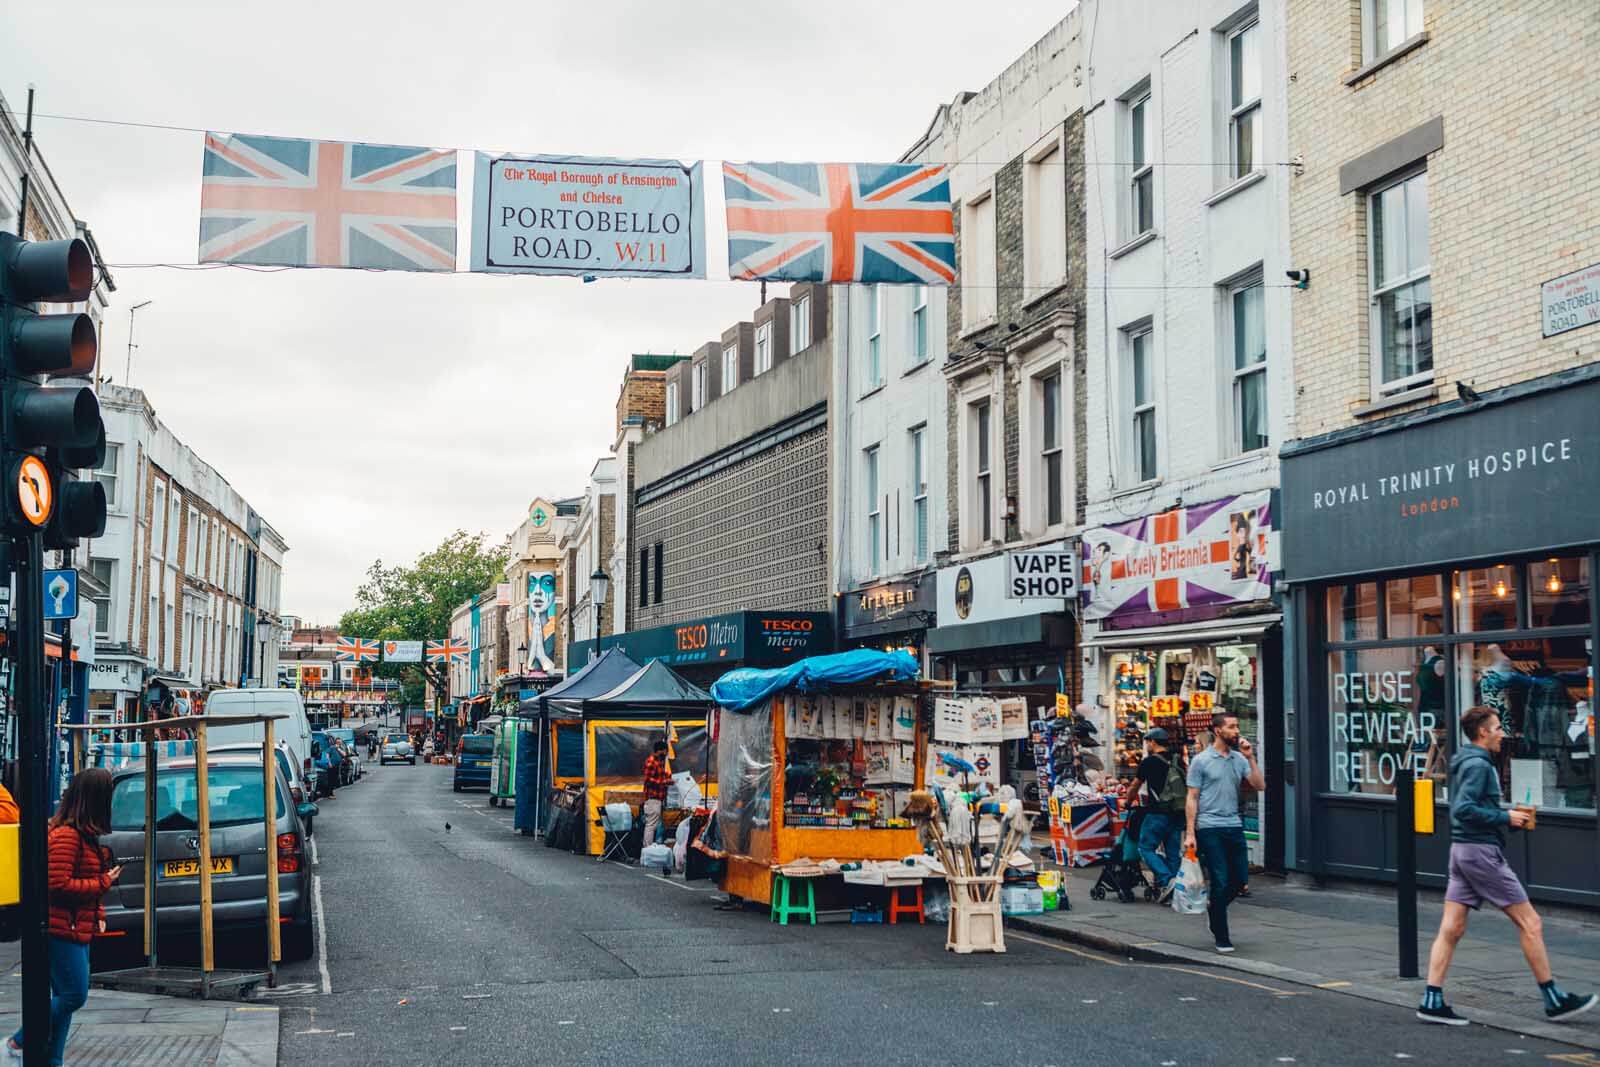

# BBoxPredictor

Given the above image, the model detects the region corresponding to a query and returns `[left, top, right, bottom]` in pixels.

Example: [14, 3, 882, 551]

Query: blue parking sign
[44, 568, 78, 621]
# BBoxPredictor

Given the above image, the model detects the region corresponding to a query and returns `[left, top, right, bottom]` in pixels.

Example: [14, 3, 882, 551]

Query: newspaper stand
[62, 712, 287, 999]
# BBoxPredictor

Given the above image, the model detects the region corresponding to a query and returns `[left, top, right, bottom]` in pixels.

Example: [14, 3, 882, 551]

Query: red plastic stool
[888, 883, 925, 925]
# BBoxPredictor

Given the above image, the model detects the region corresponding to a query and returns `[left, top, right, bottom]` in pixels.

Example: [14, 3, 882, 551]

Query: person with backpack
[1126, 727, 1185, 902]
[5, 768, 122, 1065]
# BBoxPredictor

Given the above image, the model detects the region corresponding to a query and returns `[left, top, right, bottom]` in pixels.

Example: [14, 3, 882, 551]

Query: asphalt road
[263, 759, 1585, 1066]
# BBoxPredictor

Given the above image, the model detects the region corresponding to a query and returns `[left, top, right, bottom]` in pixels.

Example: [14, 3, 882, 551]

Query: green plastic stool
[770, 872, 817, 926]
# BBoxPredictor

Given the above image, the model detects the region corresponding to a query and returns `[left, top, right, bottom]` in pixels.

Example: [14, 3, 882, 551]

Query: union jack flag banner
[200, 133, 457, 271]
[425, 638, 470, 664]
[723, 162, 955, 285]
[334, 636, 380, 664]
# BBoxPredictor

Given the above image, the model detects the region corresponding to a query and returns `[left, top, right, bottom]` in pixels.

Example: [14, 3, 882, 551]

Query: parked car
[210, 741, 318, 838]
[324, 729, 362, 782]
[98, 751, 316, 966]
[453, 733, 494, 792]
[380, 734, 415, 766]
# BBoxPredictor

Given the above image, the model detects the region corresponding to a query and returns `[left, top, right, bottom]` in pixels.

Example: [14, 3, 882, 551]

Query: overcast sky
[0, 1, 1075, 625]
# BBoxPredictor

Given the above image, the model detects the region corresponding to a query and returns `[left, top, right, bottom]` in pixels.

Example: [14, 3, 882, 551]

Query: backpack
[1155, 754, 1187, 814]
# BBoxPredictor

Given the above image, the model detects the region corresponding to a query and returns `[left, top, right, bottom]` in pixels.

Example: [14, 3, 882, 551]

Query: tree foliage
[337, 530, 509, 707]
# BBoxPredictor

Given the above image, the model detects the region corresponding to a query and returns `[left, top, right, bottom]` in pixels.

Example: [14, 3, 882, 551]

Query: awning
[926, 613, 1072, 656]
[1083, 613, 1281, 650]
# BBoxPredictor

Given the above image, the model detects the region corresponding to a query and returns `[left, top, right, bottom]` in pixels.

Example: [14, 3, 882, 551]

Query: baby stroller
[1088, 809, 1157, 903]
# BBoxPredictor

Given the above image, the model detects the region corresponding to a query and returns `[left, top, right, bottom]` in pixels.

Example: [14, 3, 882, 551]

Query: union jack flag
[334, 636, 380, 664]
[426, 638, 470, 664]
[200, 133, 457, 271]
[723, 162, 955, 285]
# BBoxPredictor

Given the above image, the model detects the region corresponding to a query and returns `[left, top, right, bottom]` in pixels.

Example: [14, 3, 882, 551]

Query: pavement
[0, 941, 278, 1065]
[1011, 867, 1600, 1053]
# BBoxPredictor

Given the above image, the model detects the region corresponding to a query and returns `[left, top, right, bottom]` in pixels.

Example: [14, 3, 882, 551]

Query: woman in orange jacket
[0, 782, 18, 824]
[5, 769, 121, 1066]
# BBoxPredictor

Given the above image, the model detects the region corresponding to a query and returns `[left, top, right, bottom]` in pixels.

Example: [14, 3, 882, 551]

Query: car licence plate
[161, 857, 234, 878]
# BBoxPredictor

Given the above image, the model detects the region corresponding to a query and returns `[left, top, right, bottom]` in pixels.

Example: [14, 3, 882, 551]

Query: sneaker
[1415, 1003, 1470, 1026]
[1158, 881, 1176, 904]
[1547, 992, 1598, 1022]
[1215, 942, 1235, 954]
[3, 1039, 21, 1062]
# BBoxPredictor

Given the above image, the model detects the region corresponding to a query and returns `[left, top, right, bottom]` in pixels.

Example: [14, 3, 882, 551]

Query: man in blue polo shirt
[1182, 711, 1264, 954]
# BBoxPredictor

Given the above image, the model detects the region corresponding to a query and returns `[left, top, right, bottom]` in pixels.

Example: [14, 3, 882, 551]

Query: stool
[769, 872, 816, 926]
[887, 883, 924, 925]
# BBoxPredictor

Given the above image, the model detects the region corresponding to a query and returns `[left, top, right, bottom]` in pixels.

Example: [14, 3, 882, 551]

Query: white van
[205, 688, 316, 787]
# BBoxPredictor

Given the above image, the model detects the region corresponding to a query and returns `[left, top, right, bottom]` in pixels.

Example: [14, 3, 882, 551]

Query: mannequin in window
[1418, 645, 1449, 786]
[1477, 643, 1532, 789]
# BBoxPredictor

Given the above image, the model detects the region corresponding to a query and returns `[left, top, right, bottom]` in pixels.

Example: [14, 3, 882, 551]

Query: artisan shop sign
[1282, 372, 1600, 581]
[842, 577, 934, 632]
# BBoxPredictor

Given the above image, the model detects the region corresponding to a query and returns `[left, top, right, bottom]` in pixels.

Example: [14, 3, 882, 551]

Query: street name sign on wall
[1541, 262, 1600, 338]
[471, 154, 706, 278]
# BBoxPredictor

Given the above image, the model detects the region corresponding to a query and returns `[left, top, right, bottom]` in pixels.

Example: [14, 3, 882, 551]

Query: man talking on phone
[1183, 711, 1264, 953]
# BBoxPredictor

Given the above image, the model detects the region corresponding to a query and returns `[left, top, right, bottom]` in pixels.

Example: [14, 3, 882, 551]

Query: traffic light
[0, 234, 104, 540]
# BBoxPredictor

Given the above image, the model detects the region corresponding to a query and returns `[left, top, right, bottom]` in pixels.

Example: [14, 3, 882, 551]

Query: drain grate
[67, 1033, 221, 1066]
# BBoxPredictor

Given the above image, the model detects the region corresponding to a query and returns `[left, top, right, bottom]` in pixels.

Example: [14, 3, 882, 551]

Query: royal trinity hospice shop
[1281, 366, 1600, 907]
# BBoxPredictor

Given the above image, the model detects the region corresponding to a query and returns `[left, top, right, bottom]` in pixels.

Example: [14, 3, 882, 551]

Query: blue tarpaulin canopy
[709, 648, 919, 711]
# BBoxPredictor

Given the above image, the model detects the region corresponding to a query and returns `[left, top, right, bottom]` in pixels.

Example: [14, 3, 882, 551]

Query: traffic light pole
[14, 530, 51, 1067]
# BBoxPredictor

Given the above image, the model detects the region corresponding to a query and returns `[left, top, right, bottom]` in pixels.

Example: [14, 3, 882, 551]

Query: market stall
[515, 647, 643, 837]
[710, 649, 927, 908]
[567, 659, 719, 856]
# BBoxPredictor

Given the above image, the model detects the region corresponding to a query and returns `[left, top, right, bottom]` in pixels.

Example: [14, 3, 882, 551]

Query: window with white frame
[151, 482, 166, 558]
[90, 558, 113, 637]
[665, 381, 679, 426]
[865, 286, 883, 388]
[1128, 91, 1154, 237]
[975, 400, 993, 542]
[692, 361, 706, 410]
[167, 493, 181, 562]
[722, 344, 738, 391]
[94, 443, 120, 508]
[755, 323, 773, 376]
[1039, 369, 1065, 527]
[791, 295, 811, 353]
[1127, 328, 1157, 482]
[1025, 139, 1067, 290]
[186, 508, 199, 571]
[1229, 277, 1268, 453]
[911, 285, 929, 366]
[961, 193, 997, 327]
[1227, 18, 1261, 181]
[864, 445, 881, 575]
[1364, 0, 1423, 61]
[1369, 169, 1432, 392]
[909, 426, 929, 564]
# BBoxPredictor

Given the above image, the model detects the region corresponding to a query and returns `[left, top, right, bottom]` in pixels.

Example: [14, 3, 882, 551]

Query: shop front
[567, 610, 833, 689]
[926, 544, 1077, 807]
[837, 573, 935, 662]
[1080, 492, 1284, 870]
[87, 655, 144, 731]
[1281, 366, 1600, 907]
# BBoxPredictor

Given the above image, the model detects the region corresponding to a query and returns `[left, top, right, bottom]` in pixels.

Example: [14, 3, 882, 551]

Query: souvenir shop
[1080, 493, 1285, 870]
[925, 545, 1078, 816]
[1281, 366, 1600, 907]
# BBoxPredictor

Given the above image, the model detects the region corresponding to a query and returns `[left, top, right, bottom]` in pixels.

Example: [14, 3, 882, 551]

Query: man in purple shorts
[1417, 706, 1596, 1025]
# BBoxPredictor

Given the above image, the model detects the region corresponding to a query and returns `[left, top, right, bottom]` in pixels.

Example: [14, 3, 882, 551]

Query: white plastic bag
[667, 771, 702, 810]
[1170, 852, 1209, 915]
[671, 816, 692, 872]
[639, 843, 673, 871]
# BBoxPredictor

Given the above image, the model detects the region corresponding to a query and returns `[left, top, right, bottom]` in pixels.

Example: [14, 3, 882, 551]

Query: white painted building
[563, 457, 618, 652]
[1078, 0, 1293, 866]
[88, 385, 288, 723]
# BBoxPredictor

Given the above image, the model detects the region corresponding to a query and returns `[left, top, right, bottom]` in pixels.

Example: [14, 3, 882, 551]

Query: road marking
[1009, 932, 1126, 966]
[308, 835, 320, 867]
[1316, 980, 1352, 989]
[312, 873, 332, 995]
[1011, 932, 1303, 995]
[645, 873, 708, 893]
[250, 981, 320, 1000]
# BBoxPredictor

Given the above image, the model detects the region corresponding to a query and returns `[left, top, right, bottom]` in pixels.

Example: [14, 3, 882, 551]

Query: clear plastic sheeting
[715, 698, 775, 862]
[710, 649, 919, 711]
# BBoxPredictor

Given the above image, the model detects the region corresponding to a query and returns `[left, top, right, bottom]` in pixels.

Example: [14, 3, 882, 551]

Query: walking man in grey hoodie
[1417, 705, 1596, 1025]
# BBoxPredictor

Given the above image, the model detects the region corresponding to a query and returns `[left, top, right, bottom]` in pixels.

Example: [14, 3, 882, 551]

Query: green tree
[338, 530, 509, 708]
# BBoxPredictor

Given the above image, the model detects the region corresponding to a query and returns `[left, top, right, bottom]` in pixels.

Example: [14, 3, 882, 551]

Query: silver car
[379, 734, 415, 765]
[99, 752, 316, 963]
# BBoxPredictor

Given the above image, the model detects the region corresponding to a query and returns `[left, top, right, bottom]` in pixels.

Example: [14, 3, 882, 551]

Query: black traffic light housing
[1, 234, 105, 539]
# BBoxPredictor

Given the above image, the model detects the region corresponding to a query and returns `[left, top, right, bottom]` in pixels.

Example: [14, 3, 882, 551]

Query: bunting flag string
[333, 636, 381, 663]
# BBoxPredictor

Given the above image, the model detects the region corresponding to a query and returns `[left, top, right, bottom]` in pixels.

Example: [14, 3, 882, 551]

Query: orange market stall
[709, 649, 928, 912]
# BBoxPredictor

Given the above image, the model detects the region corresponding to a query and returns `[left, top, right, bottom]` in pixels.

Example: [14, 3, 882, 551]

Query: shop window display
[1386, 573, 1444, 637]
[1456, 638, 1593, 812]
[1327, 582, 1379, 642]
[1327, 645, 1445, 796]
[1454, 564, 1519, 633]
[1529, 556, 1591, 630]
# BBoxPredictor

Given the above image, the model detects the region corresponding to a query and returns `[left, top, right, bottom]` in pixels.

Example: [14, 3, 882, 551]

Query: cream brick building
[1279, 1, 1600, 907]
[1286, 0, 1600, 435]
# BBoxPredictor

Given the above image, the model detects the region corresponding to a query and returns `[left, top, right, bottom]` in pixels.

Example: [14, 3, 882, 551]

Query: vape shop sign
[1006, 546, 1079, 599]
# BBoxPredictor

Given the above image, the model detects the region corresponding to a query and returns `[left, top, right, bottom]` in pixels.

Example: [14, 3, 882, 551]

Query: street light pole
[125, 300, 152, 386]
[590, 567, 609, 661]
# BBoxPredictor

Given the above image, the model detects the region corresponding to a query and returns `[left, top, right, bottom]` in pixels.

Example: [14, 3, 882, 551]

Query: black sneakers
[1547, 992, 1598, 1022]
[1416, 1003, 1469, 1026]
